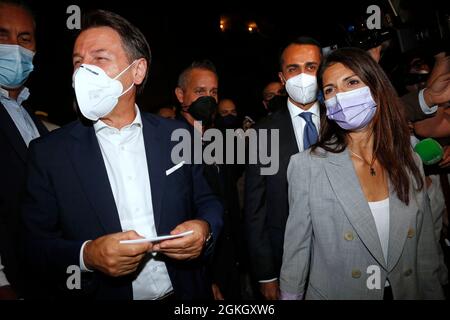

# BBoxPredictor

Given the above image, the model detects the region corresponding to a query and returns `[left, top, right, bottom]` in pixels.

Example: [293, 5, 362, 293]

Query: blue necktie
[299, 112, 318, 150]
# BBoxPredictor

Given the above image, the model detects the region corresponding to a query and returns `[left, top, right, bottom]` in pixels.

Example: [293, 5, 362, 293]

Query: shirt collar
[287, 99, 320, 119]
[0, 86, 30, 105]
[94, 105, 142, 133]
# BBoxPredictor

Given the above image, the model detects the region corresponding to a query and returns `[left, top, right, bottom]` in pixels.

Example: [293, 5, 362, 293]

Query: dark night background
[22, 0, 449, 125]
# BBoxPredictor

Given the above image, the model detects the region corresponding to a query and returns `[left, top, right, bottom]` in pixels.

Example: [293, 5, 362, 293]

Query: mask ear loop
[118, 81, 135, 98]
[114, 60, 139, 97]
[114, 59, 138, 80]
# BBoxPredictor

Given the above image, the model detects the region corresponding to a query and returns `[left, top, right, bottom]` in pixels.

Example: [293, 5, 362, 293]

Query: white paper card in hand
[119, 230, 194, 244]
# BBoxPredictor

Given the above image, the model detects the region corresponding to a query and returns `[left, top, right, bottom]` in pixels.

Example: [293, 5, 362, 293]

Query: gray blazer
[280, 147, 445, 300]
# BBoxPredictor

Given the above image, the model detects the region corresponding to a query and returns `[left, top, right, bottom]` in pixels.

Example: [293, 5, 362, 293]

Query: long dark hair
[313, 48, 423, 204]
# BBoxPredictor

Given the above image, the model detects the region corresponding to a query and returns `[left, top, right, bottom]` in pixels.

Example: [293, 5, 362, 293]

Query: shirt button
[407, 228, 415, 238]
[121, 146, 125, 151]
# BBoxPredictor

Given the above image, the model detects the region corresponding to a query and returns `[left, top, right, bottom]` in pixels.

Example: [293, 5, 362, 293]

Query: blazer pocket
[166, 161, 185, 176]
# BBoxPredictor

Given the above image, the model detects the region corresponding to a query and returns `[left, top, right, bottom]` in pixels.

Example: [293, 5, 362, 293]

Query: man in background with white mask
[244, 36, 322, 300]
[0, 0, 48, 300]
[22, 10, 223, 300]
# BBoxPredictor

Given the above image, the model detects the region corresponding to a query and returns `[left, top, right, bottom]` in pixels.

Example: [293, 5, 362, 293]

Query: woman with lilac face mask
[280, 48, 446, 300]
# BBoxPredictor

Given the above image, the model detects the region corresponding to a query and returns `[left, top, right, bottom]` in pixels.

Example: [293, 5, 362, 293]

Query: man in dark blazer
[21, 10, 223, 300]
[244, 37, 323, 300]
[0, 0, 48, 299]
[244, 106, 299, 300]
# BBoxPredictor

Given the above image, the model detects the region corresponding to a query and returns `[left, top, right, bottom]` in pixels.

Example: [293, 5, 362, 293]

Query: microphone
[414, 138, 444, 165]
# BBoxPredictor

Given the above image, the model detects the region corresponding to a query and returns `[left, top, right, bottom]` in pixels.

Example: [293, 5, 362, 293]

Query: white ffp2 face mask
[72, 61, 136, 121]
[285, 73, 318, 105]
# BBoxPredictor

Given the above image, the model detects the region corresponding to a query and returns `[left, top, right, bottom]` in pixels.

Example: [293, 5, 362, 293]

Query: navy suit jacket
[21, 112, 223, 300]
[0, 101, 48, 295]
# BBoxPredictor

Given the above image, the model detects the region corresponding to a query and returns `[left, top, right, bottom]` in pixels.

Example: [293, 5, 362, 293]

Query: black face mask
[187, 96, 217, 127]
[266, 95, 287, 113]
[215, 114, 240, 129]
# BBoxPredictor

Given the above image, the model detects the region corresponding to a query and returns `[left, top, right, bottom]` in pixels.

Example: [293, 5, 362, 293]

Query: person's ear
[278, 72, 286, 85]
[133, 58, 148, 86]
[175, 87, 184, 104]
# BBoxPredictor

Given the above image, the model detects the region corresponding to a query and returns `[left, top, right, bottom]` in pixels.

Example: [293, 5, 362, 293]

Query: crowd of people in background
[0, 0, 449, 300]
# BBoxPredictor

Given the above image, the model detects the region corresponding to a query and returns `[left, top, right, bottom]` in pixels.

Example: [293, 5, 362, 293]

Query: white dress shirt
[287, 100, 321, 152]
[0, 87, 40, 147]
[80, 106, 173, 300]
[0, 255, 10, 287]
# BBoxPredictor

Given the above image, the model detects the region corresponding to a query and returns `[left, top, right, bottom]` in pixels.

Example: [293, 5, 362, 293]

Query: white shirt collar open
[0, 86, 30, 105]
[287, 99, 320, 120]
[93, 104, 142, 134]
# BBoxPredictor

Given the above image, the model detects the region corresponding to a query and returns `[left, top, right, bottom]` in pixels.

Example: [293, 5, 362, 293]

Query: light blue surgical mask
[0, 44, 35, 89]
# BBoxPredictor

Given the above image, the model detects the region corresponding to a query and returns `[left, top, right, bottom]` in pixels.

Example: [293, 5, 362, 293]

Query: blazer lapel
[0, 102, 27, 162]
[68, 122, 122, 234]
[324, 149, 387, 269]
[278, 106, 299, 156]
[386, 182, 416, 272]
[142, 114, 166, 232]
[24, 105, 49, 136]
